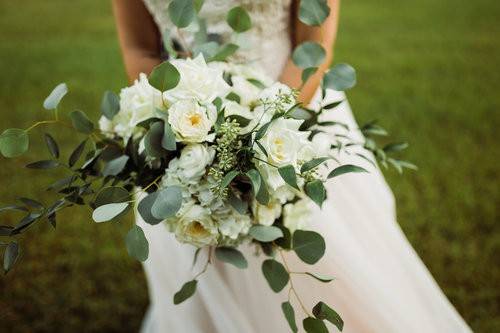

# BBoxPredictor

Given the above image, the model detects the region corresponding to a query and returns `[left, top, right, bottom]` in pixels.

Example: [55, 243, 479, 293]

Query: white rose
[176, 144, 215, 183]
[164, 54, 230, 104]
[214, 205, 252, 240]
[174, 205, 218, 247]
[283, 199, 313, 233]
[252, 199, 282, 226]
[168, 99, 217, 143]
[99, 73, 164, 141]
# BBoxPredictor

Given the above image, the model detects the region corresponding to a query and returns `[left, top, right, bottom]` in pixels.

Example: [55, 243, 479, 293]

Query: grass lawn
[0, 0, 498, 332]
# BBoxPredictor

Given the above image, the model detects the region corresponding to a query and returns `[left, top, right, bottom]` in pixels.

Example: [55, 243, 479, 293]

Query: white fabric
[138, 1, 472, 332]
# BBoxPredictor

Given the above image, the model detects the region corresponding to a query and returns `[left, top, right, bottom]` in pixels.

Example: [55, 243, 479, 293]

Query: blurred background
[0, 0, 498, 332]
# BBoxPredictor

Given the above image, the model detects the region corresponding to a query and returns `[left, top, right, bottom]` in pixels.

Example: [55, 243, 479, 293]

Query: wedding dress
[136, 0, 472, 332]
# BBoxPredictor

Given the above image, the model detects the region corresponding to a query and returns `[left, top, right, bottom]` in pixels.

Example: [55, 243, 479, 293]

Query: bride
[112, 1, 472, 332]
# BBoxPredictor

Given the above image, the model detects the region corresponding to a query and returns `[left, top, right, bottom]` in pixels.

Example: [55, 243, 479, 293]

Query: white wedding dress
[136, 1, 472, 332]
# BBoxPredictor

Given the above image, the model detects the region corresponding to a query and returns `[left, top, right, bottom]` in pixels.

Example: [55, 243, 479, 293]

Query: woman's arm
[112, 0, 162, 82]
[280, 0, 340, 103]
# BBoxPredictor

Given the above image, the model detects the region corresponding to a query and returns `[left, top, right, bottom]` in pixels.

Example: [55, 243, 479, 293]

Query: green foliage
[168, 0, 196, 28]
[322, 63, 357, 91]
[101, 91, 120, 120]
[281, 301, 298, 333]
[305, 272, 335, 283]
[301, 157, 330, 173]
[125, 225, 149, 262]
[313, 301, 344, 331]
[26, 160, 59, 169]
[215, 247, 248, 269]
[102, 155, 129, 176]
[144, 121, 166, 158]
[138, 192, 163, 225]
[161, 121, 177, 151]
[211, 43, 239, 62]
[43, 83, 68, 110]
[249, 225, 284, 242]
[298, 0, 330, 26]
[261, 259, 289, 292]
[148, 61, 180, 91]
[0, 128, 29, 158]
[68, 139, 87, 167]
[94, 186, 130, 207]
[69, 110, 94, 134]
[44, 133, 59, 158]
[304, 180, 326, 207]
[302, 317, 328, 333]
[293, 230, 325, 264]
[3, 241, 19, 274]
[302, 67, 318, 83]
[92, 202, 129, 223]
[327, 164, 368, 179]
[151, 186, 183, 220]
[278, 165, 300, 190]
[226, 6, 252, 32]
[292, 42, 326, 69]
[173, 280, 198, 304]
[246, 169, 262, 195]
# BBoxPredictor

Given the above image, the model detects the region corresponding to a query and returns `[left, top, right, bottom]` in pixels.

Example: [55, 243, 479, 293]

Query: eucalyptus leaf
[161, 121, 177, 151]
[323, 100, 343, 110]
[299, 0, 330, 26]
[278, 165, 300, 190]
[255, 121, 272, 140]
[193, 41, 219, 59]
[26, 160, 60, 169]
[95, 186, 130, 207]
[43, 83, 68, 110]
[125, 225, 149, 262]
[292, 42, 326, 68]
[173, 280, 198, 304]
[302, 67, 318, 83]
[226, 92, 241, 103]
[383, 142, 409, 153]
[138, 192, 163, 225]
[305, 180, 326, 207]
[322, 63, 357, 91]
[327, 164, 368, 179]
[44, 133, 59, 158]
[300, 157, 330, 173]
[255, 171, 270, 205]
[247, 78, 266, 89]
[249, 225, 283, 242]
[69, 139, 87, 167]
[149, 61, 180, 91]
[144, 121, 166, 158]
[70, 110, 94, 134]
[302, 317, 328, 333]
[101, 91, 120, 120]
[220, 170, 239, 189]
[226, 6, 252, 32]
[262, 259, 289, 292]
[228, 192, 248, 214]
[215, 247, 248, 269]
[102, 155, 129, 176]
[19, 197, 43, 209]
[168, 0, 196, 28]
[211, 43, 239, 62]
[246, 169, 261, 195]
[3, 242, 19, 274]
[227, 115, 251, 127]
[306, 272, 335, 283]
[313, 301, 344, 331]
[282, 302, 298, 333]
[92, 202, 129, 223]
[293, 230, 325, 265]
[151, 186, 183, 220]
[0, 128, 29, 158]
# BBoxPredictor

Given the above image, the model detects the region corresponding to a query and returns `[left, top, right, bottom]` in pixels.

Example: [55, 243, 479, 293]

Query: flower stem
[279, 250, 311, 317]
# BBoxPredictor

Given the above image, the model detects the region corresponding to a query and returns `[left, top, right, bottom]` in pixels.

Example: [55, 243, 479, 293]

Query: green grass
[0, 0, 498, 332]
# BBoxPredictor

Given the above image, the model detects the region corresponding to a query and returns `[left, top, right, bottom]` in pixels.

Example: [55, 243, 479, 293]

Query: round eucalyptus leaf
[249, 225, 284, 242]
[322, 63, 357, 91]
[292, 42, 326, 68]
[278, 165, 299, 190]
[149, 61, 180, 91]
[101, 91, 120, 120]
[302, 67, 318, 83]
[299, 0, 330, 26]
[144, 121, 166, 158]
[174, 280, 198, 305]
[138, 192, 163, 225]
[312, 301, 344, 331]
[293, 230, 325, 264]
[0, 129, 29, 158]
[215, 247, 248, 269]
[92, 202, 129, 223]
[262, 259, 289, 293]
[69, 110, 94, 134]
[43, 83, 68, 110]
[151, 186, 183, 220]
[168, 0, 196, 28]
[305, 180, 326, 207]
[302, 317, 328, 333]
[95, 186, 130, 207]
[102, 155, 129, 177]
[227, 6, 252, 32]
[125, 225, 149, 262]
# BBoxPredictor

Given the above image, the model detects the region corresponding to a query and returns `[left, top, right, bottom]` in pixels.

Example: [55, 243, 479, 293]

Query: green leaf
[0, 128, 29, 158]
[174, 280, 198, 305]
[193, 0, 204, 12]
[92, 202, 129, 223]
[282, 302, 298, 333]
[361, 122, 388, 136]
[193, 41, 219, 59]
[327, 164, 368, 179]
[102, 155, 129, 176]
[161, 121, 177, 151]
[101, 91, 120, 120]
[10, 212, 42, 235]
[19, 197, 43, 209]
[299, 0, 330, 26]
[215, 247, 248, 269]
[69, 139, 87, 167]
[302, 317, 328, 333]
[278, 165, 300, 190]
[262, 259, 289, 292]
[43, 83, 68, 110]
[305, 180, 326, 207]
[313, 301, 344, 331]
[305, 272, 335, 283]
[322, 63, 357, 91]
[383, 142, 409, 153]
[162, 28, 179, 59]
[247, 78, 266, 89]
[255, 141, 268, 158]
[151, 186, 183, 220]
[300, 157, 330, 173]
[292, 42, 326, 68]
[95, 186, 130, 207]
[26, 160, 59, 169]
[70, 110, 94, 134]
[168, 0, 196, 28]
[3, 242, 19, 274]
[246, 169, 261, 195]
[293, 230, 325, 264]
[220, 170, 240, 189]
[149, 61, 180, 91]
[144, 121, 166, 158]
[138, 192, 163, 225]
[227, 115, 251, 127]
[125, 225, 149, 262]
[228, 192, 248, 214]
[323, 100, 343, 110]
[44, 133, 59, 158]
[211, 43, 239, 62]
[255, 170, 270, 205]
[388, 158, 418, 174]
[226, 6, 252, 32]
[255, 121, 272, 140]
[249, 225, 284, 242]
[302, 67, 318, 83]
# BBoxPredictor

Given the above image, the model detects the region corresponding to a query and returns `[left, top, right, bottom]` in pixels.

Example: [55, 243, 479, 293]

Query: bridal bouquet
[0, 1, 415, 332]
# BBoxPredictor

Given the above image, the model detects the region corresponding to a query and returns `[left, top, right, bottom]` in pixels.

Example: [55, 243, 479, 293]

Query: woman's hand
[112, 0, 162, 82]
[280, 0, 340, 104]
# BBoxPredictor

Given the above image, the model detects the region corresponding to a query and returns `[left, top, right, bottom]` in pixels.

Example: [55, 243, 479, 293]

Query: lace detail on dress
[142, 0, 293, 79]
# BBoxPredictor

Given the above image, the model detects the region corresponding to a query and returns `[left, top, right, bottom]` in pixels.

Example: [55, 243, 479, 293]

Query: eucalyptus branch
[279, 250, 312, 317]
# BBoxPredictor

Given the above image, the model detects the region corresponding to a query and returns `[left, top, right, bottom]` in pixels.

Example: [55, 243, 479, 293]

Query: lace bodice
[143, 0, 293, 79]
